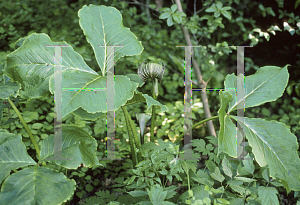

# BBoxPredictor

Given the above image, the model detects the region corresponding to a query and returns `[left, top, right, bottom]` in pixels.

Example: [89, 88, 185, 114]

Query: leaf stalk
[174, 116, 219, 144]
[7, 97, 41, 159]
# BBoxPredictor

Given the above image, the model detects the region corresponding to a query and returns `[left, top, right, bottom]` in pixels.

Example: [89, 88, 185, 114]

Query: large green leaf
[0, 81, 21, 99]
[4, 33, 98, 99]
[0, 166, 76, 205]
[225, 65, 289, 113]
[125, 91, 168, 112]
[4, 33, 139, 118]
[125, 74, 145, 87]
[49, 69, 138, 118]
[70, 74, 143, 121]
[72, 107, 106, 121]
[217, 91, 237, 157]
[40, 125, 100, 169]
[78, 4, 143, 75]
[0, 129, 36, 184]
[234, 116, 300, 192]
[257, 186, 279, 205]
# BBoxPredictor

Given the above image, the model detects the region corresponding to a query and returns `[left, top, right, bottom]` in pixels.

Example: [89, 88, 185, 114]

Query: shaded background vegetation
[0, 0, 300, 204]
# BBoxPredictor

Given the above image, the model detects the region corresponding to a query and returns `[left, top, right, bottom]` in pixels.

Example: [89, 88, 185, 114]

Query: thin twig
[175, 0, 217, 138]
[197, 31, 208, 44]
[196, 0, 214, 15]
[119, 0, 161, 13]
[195, 7, 207, 15]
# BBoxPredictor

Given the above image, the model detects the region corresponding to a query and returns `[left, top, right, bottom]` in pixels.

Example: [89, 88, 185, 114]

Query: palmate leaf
[78, 4, 143, 75]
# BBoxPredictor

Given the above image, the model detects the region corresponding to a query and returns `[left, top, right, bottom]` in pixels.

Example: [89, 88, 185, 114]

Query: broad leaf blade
[78, 5, 143, 75]
[4, 33, 97, 99]
[0, 81, 21, 99]
[125, 91, 145, 106]
[225, 65, 289, 113]
[0, 129, 36, 184]
[0, 167, 76, 205]
[125, 91, 168, 112]
[222, 156, 233, 178]
[49, 70, 139, 118]
[40, 125, 100, 169]
[257, 187, 279, 205]
[236, 116, 300, 192]
[217, 91, 237, 157]
[72, 107, 106, 121]
[125, 74, 145, 87]
[71, 74, 145, 121]
[142, 94, 168, 112]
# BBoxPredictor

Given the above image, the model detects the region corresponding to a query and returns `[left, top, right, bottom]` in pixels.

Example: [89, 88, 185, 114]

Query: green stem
[140, 132, 144, 146]
[150, 105, 156, 143]
[152, 78, 159, 99]
[183, 161, 192, 198]
[122, 106, 137, 167]
[0, 102, 3, 127]
[150, 78, 159, 143]
[174, 116, 219, 144]
[128, 114, 143, 163]
[7, 97, 41, 159]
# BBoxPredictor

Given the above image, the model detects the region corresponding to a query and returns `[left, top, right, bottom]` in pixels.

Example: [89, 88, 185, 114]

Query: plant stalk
[152, 78, 159, 99]
[174, 116, 219, 144]
[122, 106, 143, 165]
[140, 132, 144, 145]
[175, 0, 217, 138]
[127, 115, 143, 163]
[7, 97, 41, 159]
[150, 105, 156, 143]
[122, 106, 137, 167]
[150, 79, 158, 143]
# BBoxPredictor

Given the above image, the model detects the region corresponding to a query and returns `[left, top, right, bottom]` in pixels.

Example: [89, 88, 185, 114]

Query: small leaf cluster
[159, 4, 186, 26]
[205, 1, 232, 20]
[123, 139, 187, 189]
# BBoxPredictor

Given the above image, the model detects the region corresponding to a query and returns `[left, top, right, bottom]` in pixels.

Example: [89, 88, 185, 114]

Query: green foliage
[159, 4, 186, 26]
[205, 2, 232, 20]
[0, 4, 146, 204]
[84, 190, 117, 204]
[1, 1, 300, 204]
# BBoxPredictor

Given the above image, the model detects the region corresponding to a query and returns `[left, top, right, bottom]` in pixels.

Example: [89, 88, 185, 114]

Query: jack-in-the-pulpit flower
[138, 62, 165, 99]
[135, 112, 151, 145]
